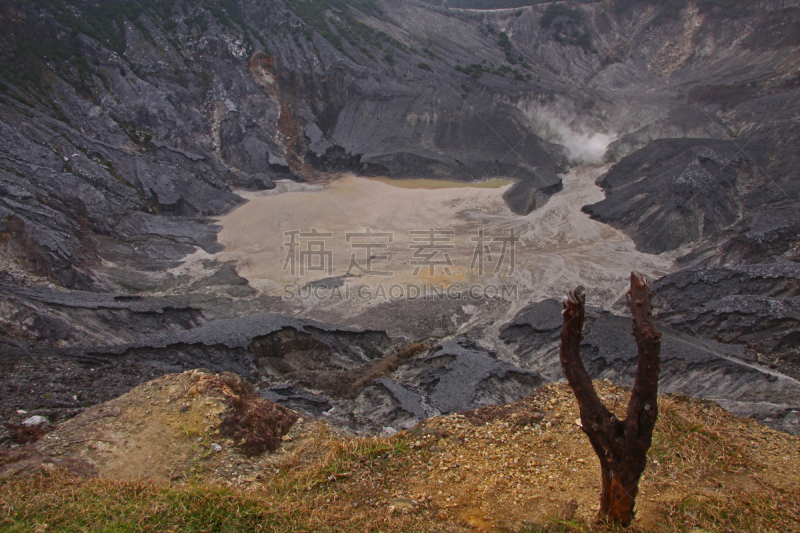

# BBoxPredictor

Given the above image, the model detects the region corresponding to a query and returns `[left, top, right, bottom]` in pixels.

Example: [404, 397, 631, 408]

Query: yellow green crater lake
[368, 177, 511, 189]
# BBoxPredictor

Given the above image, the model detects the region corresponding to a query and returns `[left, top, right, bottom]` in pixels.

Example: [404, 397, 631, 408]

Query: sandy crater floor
[201, 166, 676, 319]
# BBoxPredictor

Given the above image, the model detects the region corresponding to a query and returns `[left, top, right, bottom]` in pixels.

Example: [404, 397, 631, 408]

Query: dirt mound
[0, 369, 297, 481]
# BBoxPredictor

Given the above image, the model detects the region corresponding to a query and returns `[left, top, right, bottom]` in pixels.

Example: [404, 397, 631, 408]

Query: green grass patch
[0, 473, 280, 533]
[0, 433, 424, 533]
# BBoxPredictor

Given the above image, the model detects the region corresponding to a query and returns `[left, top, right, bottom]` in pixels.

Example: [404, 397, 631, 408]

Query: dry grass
[2, 384, 799, 532]
[520, 391, 800, 532]
[519, 485, 800, 533]
[0, 430, 445, 533]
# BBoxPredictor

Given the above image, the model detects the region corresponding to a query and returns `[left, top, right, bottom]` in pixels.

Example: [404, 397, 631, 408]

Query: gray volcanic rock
[652, 264, 800, 309]
[260, 385, 333, 417]
[419, 338, 544, 414]
[503, 178, 563, 215]
[652, 264, 800, 369]
[113, 212, 225, 255]
[583, 123, 800, 263]
[603, 107, 730, 163]
[680, 206, 800, 267]
[2, 286, 191, 312]
[501, 301, 800, 435]
[35, 316, 544, 431]
[354, 379, 430, 430]
[189, 262, 254, 298]
[331, 83, 566, 213]
[93, 312, 387, 356]
[0, 102, 242, 289]
[1, 311, 387, 430]
[325, 290, 510, 340]
[243, 173, 276, 191]
[0, 350, 180, 427]
[499, 298, 563, 353]
[582, 138, 749, 255]
[0, 281, 205, 347]
[353, 338, 545, 430]
[659, 295, 800, 362]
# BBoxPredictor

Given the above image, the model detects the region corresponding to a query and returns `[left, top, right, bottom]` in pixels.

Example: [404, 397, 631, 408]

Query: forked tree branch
[626, 272, 662, 445]
[558, 271, 662, 526]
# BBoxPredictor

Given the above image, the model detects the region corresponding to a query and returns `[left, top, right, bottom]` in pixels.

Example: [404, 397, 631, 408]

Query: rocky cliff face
[0, 0, 574, 298]
[2, 0, 798, 289]
[1, 0, 799, 439]
[576, 2, 800, 264]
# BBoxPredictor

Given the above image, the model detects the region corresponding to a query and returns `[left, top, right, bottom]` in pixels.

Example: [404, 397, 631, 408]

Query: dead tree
[559, 272, 661, 526]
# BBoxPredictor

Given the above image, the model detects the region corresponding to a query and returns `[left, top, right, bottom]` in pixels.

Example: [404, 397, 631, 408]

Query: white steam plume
[528, 105, 615, 165]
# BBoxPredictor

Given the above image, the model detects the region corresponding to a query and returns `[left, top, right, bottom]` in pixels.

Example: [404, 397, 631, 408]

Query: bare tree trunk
[559, 272, 662, 526]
